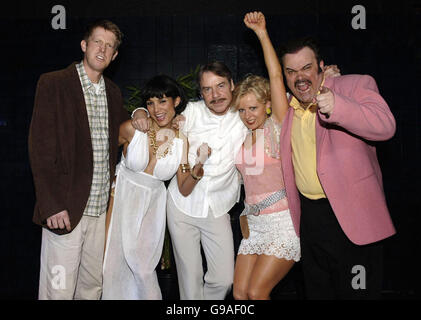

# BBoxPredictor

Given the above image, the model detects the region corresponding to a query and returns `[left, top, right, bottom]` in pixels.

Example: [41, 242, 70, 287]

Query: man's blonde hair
[84, 20, 123, 50]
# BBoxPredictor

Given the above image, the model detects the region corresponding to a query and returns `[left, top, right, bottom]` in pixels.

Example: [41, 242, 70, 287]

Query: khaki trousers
[167, 195, 234, 300]
[38, 213, 106, 300]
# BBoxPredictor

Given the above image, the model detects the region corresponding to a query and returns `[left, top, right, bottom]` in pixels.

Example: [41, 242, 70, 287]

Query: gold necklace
[148, 124, 173, 159]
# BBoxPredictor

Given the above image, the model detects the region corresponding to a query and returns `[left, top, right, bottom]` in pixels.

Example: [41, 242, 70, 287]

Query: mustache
[210, 98, 226, 104]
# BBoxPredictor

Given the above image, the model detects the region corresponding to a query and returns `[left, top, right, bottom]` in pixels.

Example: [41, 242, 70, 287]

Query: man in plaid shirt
[29, 20, 128, 299]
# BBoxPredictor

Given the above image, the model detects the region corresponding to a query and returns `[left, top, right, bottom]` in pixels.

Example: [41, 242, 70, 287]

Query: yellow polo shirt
[290, 87, 326, 200]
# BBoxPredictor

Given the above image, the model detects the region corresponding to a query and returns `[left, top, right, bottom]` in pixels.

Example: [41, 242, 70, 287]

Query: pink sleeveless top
[235, 117, 289, 215]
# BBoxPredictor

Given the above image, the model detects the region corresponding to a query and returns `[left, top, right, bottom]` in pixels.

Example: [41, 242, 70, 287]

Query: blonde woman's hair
[231, 75, 270, 110]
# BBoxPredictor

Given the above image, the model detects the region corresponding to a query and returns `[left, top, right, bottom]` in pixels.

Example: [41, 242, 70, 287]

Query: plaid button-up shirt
[76, 62, 110, 217]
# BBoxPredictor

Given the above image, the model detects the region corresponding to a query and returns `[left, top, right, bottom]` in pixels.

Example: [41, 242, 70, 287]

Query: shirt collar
[76, 61, 105, 94]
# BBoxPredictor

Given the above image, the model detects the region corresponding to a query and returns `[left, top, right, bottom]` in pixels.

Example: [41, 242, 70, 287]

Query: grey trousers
[38, 214, 105, 300]
[167, 194, 234, 300]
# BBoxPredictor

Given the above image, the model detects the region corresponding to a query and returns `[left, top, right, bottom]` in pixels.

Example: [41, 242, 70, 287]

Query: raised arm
[244, 12, 289, 123]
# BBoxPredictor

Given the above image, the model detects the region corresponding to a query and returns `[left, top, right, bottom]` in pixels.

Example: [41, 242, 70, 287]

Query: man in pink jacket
[279, 37, 396, 299]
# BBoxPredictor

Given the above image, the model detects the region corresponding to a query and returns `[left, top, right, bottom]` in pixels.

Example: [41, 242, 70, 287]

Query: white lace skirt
[237, 209, 301, 262]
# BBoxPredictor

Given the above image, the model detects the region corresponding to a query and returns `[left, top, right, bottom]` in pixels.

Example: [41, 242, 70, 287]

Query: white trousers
[167, 194, 234, 300]
[38, 213, 105, 300]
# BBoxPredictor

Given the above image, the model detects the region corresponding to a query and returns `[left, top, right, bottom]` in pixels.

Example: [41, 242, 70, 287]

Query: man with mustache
[279, 37, 396, 299]
[29, 20, 128, 299]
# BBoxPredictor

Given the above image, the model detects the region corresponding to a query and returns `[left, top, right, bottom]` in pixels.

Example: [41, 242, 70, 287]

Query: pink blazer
[280, 74, 396, 245]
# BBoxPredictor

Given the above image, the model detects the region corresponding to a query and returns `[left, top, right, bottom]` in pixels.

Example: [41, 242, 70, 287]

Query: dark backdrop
[0, 0, 420, 299]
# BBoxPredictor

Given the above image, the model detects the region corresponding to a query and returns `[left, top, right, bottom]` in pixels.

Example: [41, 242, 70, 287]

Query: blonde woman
[231, 12, 299, 300]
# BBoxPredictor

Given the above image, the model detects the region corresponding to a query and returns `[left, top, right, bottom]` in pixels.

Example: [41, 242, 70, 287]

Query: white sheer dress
[102, 130, 183, 300]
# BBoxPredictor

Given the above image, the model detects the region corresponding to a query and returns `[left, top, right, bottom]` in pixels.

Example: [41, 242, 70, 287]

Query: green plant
[125, 85, 143, 113]
[124, 64, 201, 113]
[175, 64, 201, 102]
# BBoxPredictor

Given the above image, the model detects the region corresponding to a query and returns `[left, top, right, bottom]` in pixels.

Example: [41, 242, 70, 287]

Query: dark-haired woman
[102, 75, 210, 299]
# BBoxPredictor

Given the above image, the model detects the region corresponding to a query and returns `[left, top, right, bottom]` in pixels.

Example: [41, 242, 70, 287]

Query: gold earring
[266, 107, 272, 115]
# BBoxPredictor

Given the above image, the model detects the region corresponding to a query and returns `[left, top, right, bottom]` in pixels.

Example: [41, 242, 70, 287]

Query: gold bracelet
[191, 165, 203, 180]
[180, 163, 191, 173]
[191, 171, 202, 180]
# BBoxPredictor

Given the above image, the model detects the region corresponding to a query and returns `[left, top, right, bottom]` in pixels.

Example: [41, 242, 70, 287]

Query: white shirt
[168, 100, 248, 218]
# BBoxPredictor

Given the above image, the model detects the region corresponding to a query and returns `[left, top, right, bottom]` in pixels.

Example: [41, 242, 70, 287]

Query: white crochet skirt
[237, 209, 301, 262]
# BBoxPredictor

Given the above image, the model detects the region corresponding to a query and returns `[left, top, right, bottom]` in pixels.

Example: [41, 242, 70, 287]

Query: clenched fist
[244, 11, 266, 34]
[47, 210, 71, 232]
[131, 109, 150, 132]
[197, 143, 212, 164]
